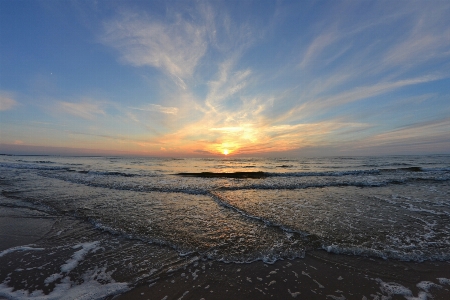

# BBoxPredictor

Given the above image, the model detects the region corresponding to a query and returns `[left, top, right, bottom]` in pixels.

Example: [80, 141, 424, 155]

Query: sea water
[0, 155, 449, 298]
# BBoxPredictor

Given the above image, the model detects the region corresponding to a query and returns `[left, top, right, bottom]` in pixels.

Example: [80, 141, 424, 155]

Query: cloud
[382, 4, 450, 68]
[91, 2, 450, 156]
[130, 104, 178, 115]
[102, 10, 208, 81]
[205, 59, 252, 111]
[193, 149, 212, 154]
[314, 116, 449, 155]
[0, 93, 18, 111]
[319, 75, 442, 108]
[299, 31, 337, 69]
[272, 74, 444, 129]
[57, 100, 106, 120]
[362, 117, 450, 146]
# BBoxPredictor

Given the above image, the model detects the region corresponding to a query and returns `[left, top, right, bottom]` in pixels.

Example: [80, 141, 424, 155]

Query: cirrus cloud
[102, 10, 208, 84]
[57, 99, 106, 120]
[0, 93, 18, 111]
[129, 103, 178, 115]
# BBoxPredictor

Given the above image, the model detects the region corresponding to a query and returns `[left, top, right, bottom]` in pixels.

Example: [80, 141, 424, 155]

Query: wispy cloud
[57, 99, 106, 120]
[299, 31, 338, 69]
[205, 58, 252, 112]
[6, 1, 447, 156]
[340, 117, 450, 154]
[102, 9, 208, 83]
[0, 92, 18, 111]
[94, 2, 450, 155]
[130, 104, 178, 115]
[269, 74, 443, 130]
[361, 117, 450, 146]
[318, 75, 441, 108]
[382, 4, 450, 68]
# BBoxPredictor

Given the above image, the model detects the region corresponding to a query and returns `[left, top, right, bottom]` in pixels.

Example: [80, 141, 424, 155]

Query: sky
[1, 0, 450, 157]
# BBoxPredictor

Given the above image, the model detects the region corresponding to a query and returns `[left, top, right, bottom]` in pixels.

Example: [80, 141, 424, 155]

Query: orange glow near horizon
[214, 142, 238, 156]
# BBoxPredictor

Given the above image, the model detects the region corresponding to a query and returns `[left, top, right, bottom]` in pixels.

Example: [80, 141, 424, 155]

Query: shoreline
[0, 206, 449, 299]
[0, 206, 55, 252]
[115, 250, 450, 300]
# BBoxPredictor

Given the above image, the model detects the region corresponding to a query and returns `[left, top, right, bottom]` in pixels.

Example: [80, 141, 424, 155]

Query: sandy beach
[0, 206, 55, 252]
[115, 249, 450, 300]
[1, 205, 449, 300]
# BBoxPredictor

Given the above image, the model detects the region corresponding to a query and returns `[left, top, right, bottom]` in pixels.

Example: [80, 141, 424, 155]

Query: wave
[215, 180, 396, 191]
[176, 171, 266, 178]
[422, 167, 450, 172]
[381, 166, 450, 173]
[266, 169, 381, 177]
[362, 162, 413, 168]
[175, 167, 450, 178]
[40, 173, 209, 195]
[210, 192, 310, 236]
[0, 162, 144, 178]
[175, 170, 382, 178]
[76, 170, 140, 177]
[322, 243, 450, 262]
[38, 171, 449, 196]
[16, 159, 55, 164]
[378, 166, 423, 172]
[0, 162, 70, 171]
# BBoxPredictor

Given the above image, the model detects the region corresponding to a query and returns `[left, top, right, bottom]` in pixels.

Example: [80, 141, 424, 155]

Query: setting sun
[223, 149, 229, 155]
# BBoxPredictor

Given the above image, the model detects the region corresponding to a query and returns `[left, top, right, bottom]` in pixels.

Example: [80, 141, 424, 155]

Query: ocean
[0, 154, 449, 299]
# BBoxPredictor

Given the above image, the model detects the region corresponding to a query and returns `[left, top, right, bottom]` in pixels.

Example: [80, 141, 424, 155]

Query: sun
[223, 149, 229, 155]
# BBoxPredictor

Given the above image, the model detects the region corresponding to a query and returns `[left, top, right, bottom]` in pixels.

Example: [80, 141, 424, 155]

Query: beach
[1, 205, 449, 300]
[116, 249, 450, 300]
[1, 155, 449, 299]
[3, 1, 450, 298]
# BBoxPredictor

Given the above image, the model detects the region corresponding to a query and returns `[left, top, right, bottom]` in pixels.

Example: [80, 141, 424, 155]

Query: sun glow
[223, 149, 229, 155]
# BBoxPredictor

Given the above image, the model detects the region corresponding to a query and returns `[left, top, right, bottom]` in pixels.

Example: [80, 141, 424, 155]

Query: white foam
[326, 295, 346, 300]
[416, 281, 441, 292]
[0, 245, 45, 258]
[302, 271, 311, 278]
[0, 277, 128, 300]
[288, 288, 300, 297]
[437, 277, 450, 285]
[376, 279, 413, 297]
[44, 273, 62, 284]
[191, 269, 199, 280]
[0, 241, 129, 300]
[374, 278, 445, 300]
[60, 241, 100, 273]
[405, 291, 429, 300]
[313, 279, 325, 288]
[177, 290, 189, 300]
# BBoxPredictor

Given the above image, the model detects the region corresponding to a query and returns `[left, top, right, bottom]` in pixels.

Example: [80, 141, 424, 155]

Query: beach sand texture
[1, 207, 449, 300]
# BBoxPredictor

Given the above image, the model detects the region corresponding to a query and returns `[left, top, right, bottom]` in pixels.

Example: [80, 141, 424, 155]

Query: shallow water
[1, 155, 449, 262]
[0, 154, 449, 297]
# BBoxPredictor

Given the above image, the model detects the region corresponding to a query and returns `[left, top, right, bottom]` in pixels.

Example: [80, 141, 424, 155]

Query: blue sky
[1, 0, 449, 156]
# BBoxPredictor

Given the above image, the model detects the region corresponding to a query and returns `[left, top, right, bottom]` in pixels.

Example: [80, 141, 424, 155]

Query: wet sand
[0, 207, 449, 300]
[0, 206, 55, 251]
[115, 250, 450, 300]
